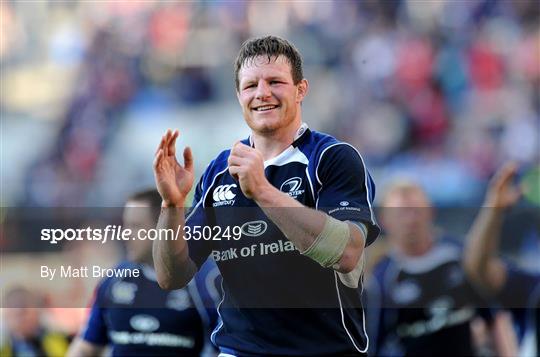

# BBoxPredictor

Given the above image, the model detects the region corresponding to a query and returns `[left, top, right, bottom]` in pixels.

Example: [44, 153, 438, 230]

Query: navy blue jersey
[81, 260, 220, 356]
[365, 238, 485, 356]
[499, 266, 539, 356]
[185, 125, 380, 355]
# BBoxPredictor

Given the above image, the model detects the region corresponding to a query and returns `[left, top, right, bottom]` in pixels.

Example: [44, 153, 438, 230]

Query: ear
[296, 79, 309, 103]
[236, 90, 241, 105]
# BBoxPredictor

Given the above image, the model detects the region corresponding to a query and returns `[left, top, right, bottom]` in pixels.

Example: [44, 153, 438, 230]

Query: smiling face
[236, 55, 308, 136]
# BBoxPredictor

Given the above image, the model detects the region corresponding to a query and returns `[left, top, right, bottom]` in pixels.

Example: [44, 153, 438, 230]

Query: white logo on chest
[212, 184, 237, 207]
[130, 314, 160, 332]
[111, 281, 138, 304]
[166, 289, 192, 311]
[391, 280, 421, 305]
[280, 177, 305, 199]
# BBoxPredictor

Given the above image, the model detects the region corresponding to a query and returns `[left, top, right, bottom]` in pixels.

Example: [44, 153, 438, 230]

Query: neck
[251, 119, 302, 161]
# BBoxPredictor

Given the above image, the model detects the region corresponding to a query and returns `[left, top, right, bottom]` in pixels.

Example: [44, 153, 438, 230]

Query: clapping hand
[153, 129, 194, 207]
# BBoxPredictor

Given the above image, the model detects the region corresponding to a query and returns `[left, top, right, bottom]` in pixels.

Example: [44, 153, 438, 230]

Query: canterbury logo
[240, 221, 268, 237]
[213, 184, 237, 202]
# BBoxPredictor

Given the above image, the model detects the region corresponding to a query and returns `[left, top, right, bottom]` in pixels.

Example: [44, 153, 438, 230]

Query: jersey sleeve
[498, 264, 540, 308]
[185, 175, 214, 268]
[316, 144, 380, 246]
[80, 281, 109, 345]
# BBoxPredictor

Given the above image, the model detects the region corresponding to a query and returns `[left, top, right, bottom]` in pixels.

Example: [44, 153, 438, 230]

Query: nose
[255, 80, 271, 100]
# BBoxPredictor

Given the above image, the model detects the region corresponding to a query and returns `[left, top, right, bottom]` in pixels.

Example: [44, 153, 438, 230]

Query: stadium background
[1, 0, 539, 353]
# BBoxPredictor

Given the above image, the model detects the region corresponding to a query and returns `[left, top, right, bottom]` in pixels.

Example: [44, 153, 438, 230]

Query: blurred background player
[465, 163, 539, 357]
[67, 189, 221, 356]
[365, 181, 516, 356]
[2, 286, 70, 357]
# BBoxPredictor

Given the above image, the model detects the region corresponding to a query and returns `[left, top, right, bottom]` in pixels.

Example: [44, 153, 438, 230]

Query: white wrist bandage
[301, 216, 350, 268]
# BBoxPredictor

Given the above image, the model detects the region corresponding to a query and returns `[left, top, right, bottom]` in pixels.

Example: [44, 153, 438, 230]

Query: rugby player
[464, 163, 539, 356]
[153, 36, 380, 355]
[365, 182, 509, 356]
[68, 189, 220, 356]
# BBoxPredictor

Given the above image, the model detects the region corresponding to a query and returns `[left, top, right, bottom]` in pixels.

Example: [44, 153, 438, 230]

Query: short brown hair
[127, 189, 162, 220]
[234, 35, 303, 91]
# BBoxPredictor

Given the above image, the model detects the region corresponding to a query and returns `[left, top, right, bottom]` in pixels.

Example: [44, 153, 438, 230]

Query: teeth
[255, 105, 277, 111]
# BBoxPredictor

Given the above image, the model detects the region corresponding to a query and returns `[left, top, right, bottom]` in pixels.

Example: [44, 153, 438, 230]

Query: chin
[257, 124, 281, 134]
[246, 118, 279, 133]
[253, 115, 296, 133]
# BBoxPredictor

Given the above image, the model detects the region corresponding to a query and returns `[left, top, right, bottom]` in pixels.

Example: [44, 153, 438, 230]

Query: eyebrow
[241, 75, 288, 85]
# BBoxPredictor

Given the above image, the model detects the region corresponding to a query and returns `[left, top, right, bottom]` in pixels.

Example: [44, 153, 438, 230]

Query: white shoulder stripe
[305, 166, 315, 201]
[202, 166, 231, 205]
[210, 278, 225, 345]
[187, 165, 230, 223]
[185, 198, 204, 223]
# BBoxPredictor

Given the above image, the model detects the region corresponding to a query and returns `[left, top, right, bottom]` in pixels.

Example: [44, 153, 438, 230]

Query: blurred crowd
[1, 0, 538, 207]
